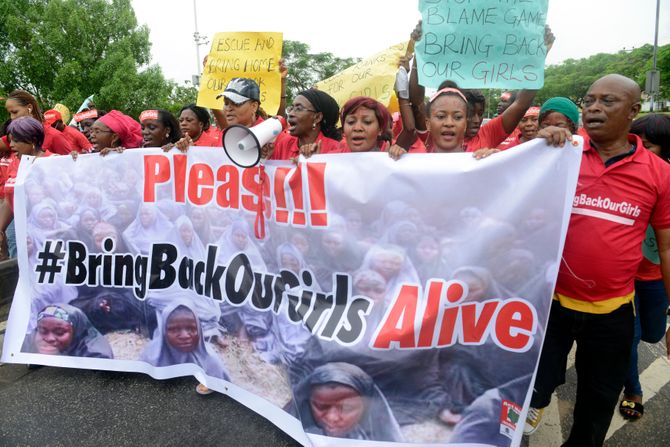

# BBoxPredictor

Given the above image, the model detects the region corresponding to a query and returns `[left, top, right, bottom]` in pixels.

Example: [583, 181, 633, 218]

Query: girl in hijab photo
[23, 304, 113, 359]
[122, 203, 173, 255]
[140, 301, 230, 381]
[287, 362, 403, 442]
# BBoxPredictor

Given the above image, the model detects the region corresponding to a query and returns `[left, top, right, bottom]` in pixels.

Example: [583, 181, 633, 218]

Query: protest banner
[416, 0, 549, 90]
[316, 42, 408, 113]
[197, 32, 283, 114]
[2, 139, 582, 447]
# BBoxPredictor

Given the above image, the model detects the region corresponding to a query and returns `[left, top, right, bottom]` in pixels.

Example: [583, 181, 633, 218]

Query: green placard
[416, 0, 549, 89]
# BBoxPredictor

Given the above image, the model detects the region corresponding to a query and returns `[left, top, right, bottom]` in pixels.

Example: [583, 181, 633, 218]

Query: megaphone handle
[254, 164, 266, 240]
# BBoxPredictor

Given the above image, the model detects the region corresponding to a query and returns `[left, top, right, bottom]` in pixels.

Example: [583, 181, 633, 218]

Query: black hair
[631, 113, 670, 160]
[8, 90, 43, 122]
[157, 110, 181, 143]
[427, 82, 471, 118]
[179, 104, 211, 131]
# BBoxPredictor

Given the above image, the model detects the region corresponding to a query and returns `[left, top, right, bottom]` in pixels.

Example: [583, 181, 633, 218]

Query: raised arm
[500, 25, 556, 134]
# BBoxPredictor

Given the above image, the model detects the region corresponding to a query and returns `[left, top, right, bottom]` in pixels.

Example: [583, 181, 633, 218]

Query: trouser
[7, 219, 16, 258]
[624, 279, 669, 396]
[530, 300, 634, 447]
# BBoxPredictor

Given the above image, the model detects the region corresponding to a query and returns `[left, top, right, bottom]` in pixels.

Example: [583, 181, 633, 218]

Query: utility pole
[192, 0, 209, 85]
[649, 0, 661, 112]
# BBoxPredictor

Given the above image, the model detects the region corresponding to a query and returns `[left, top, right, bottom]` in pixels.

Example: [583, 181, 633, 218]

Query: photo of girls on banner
[1, 140, 581, 447]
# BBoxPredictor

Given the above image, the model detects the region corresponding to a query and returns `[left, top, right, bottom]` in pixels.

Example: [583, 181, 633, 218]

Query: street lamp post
[650, 0, 661, 112]
[192, 0, 209, 84]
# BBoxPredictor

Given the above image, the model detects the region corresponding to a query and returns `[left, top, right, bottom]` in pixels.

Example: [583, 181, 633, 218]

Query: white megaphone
[223, 117, 283, 168]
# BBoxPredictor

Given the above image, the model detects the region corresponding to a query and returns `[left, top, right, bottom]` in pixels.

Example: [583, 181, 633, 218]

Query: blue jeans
[7, 218, 16, 258]
[623, 279, 669, 397]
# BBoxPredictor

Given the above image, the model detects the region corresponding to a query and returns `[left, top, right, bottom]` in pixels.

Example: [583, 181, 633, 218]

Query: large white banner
[2, 140, 581, 447]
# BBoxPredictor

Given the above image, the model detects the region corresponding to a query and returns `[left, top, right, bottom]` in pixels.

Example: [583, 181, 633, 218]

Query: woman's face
[416, 237, 440, 264]
[85, 190, 102, 208]
[165, 308, 199, 353]
[291, 234, 310, 255]
[37, 207, 57, 229]
[80, 211, 98, 232]
[35, 317, 74, 354]
[5, 99, 32, 120]
[310, 384, 366, 438]
[639, 133, 664, 156]
[90, 120, 118, 151]
[94, 230, 117, 251]
[190, 208, 206, 229]
[179, 222, 194, 246]
[355, 278, 386, 304]
[322, 232, 344, 257]
[281, 253, 301, 274]
[455, 272, 487, 302]
[139, 207, 155, 227]
[9, 138, 35, 157]
[343, 107, 381, 152]
[142, 118, 172, 147]
[233, 229, 248, 250]
[287, 95, 318, 137]
[539, 112, 572, 131]
[80, 118, 96, 142]
[519, 115, 539, 141]
[372, 251, 404, 280]
[427, 95, 468, 152]
[179, 109, 204, 139]
[224, 98, 257, 128]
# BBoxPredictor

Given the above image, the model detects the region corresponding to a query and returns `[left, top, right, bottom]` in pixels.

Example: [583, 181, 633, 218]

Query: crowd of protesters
[1, 21, 670, 447]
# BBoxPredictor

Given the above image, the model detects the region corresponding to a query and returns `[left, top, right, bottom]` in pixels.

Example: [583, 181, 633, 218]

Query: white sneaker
[523, 407, 545, 435]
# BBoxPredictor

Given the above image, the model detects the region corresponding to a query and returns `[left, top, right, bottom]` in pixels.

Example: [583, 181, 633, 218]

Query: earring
[312, 122, 317, 130]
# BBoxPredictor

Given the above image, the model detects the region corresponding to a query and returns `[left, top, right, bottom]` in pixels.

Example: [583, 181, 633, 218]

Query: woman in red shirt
[1, 90, 72, 155]
[271, 89, 341, 160]
[619, 113, 670, 420]
[0, 117, 53, 257]
[175, 104, 220, 148]
[139, 109, 181, 149]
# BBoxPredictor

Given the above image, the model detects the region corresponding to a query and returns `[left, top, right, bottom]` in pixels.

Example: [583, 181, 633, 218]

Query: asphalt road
[1, 308, 669, 447]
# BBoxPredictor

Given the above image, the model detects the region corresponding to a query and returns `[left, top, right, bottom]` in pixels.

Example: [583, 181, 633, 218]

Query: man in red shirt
[524, 74, 670, 446]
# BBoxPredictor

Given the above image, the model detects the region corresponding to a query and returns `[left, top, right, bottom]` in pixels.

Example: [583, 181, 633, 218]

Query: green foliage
[0, 0, 182, 120]
[537, 44, 670, 106]
[282, 40, 360, 103]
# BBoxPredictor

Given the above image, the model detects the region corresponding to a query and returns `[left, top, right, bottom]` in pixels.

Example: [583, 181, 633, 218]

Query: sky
[131, 0, 670, 85]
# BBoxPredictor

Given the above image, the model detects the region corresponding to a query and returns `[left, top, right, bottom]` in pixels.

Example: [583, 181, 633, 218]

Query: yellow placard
[316, 42, 408, 113]
[197, 32, 283, 115]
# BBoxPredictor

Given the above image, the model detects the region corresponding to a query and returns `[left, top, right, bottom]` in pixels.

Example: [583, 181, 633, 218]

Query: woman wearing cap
[139, 109, 181, 149]
[86, 110, 144, 154]
[1, 89, 72, 155]
[537, 97, 580, 135]
[74, 109, 106, 143]
[472, 97, 580, 160]
[271, 88, 341, 160]
[496, 106, 541, 150]
[44, 109, 93, 152]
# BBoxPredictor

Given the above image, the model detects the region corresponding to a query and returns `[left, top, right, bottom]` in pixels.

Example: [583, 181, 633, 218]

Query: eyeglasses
[90, 129, 114, 136]
[286, 105, 317, 114]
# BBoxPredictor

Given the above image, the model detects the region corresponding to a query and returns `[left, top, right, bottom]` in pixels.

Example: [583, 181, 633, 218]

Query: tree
[0, 0, 175, 119]
[281, 40, 360, 103]
[537, 44, 669, 108]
